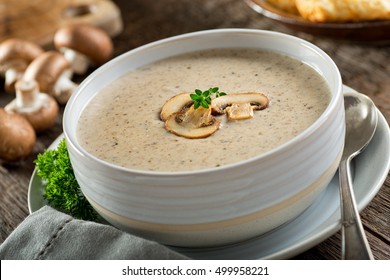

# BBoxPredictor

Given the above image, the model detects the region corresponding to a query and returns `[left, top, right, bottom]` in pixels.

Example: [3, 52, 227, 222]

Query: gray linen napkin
[0, 206, 188, 260]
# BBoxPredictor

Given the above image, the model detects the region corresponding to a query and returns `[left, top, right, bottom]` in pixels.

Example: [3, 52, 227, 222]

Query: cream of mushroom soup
[77, 49, 331, 172]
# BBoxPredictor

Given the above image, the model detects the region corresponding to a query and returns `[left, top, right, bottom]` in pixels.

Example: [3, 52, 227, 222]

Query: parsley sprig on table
[190, 87, 226, 109]
[34, 139, 98, 221]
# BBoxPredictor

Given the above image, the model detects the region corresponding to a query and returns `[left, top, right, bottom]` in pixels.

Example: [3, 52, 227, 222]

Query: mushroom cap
[0, 108, 36, 162]
[21, 95, 58, 132]
[54, 24, 113, 65]
[6, 79, 59, 132]
[0, 38, 44, 72]
[160, 92, 194, 121]
[22, 51, 72, 95]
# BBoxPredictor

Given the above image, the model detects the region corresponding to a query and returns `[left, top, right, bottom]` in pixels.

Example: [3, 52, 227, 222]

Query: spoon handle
[339, 157, 374, 260]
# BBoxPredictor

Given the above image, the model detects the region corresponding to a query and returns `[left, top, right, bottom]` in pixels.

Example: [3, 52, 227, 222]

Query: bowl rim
[63, 28, 343, 176]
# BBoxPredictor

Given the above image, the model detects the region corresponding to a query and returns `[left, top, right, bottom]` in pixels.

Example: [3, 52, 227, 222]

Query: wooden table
[1, 0, 389, 259]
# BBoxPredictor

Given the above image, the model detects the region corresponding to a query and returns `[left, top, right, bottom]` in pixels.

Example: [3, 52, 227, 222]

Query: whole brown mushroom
[0, 38, 44, 92]
[0, 108, 36, 162]
[23, 51, 77, 104]
[54, 24, 113, 75]
[5, 79, 59, 132]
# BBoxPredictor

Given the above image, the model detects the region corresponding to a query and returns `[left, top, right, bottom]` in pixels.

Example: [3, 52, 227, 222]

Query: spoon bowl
[343, 93, 378, 158]
[339, 91, 378, 259]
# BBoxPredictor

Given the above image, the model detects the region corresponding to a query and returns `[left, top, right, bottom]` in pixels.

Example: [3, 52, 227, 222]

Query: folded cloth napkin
[0, 206, 188, 260]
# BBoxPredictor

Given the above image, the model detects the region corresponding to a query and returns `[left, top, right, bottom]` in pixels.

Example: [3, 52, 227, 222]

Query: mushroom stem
[13, 79, 40, 109]
[61, 48, 90, 75]
[4, 67, 24, 92]
[53, 70, 78, 104]
[177, 106, 213, 128]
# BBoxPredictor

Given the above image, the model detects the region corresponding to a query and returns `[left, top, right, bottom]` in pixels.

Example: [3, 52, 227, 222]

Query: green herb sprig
[190, 87, 226, 109]
[35, 139, 98, 221]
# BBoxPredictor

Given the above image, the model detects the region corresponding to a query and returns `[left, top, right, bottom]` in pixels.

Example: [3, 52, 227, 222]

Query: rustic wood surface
[0, 0, 123, 45]
[0, 0, 389, 260]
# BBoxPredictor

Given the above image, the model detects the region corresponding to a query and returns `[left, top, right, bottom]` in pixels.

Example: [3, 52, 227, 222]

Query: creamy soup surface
[77, 49, 331, 172]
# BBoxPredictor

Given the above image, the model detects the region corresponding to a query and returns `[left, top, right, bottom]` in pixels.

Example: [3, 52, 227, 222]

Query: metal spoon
[339, 91, 378, 260]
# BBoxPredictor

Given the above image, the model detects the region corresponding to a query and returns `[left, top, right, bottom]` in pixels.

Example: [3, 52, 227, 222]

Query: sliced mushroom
[5, 79, 59, 132]
[225, 102, 254, 120]
[161, 91, 269, 138]
[0, 38, 44, 92]
[0, 108, 36, 162]
[22, 51, 77, 104]
[165, 106, 220, 139]
[160, 92, 193, 121]
[54, 24, 113, 75]
[211, 92, 269, 120]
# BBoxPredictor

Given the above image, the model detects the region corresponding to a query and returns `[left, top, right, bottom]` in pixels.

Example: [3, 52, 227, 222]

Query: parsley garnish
[190, 87, 226, 109]
[35, 139, 98, 221]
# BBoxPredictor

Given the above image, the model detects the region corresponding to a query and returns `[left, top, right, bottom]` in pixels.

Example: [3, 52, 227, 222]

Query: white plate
[28, 86, 390, 259]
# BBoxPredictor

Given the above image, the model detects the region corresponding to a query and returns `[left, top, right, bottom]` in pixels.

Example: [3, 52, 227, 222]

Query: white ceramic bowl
[63, 29, 345, 248]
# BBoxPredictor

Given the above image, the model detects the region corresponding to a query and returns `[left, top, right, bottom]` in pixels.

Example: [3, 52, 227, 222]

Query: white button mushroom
[0, 38, 44, 92]
[54, 24, 114, 75]
[0, 108, 36, 162]
[22, 51, 77, 104]
[5, 79, 59, 132]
